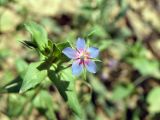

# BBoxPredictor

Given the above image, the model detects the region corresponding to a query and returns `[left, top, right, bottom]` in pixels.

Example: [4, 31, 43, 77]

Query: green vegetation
[0, 0, 160, 120]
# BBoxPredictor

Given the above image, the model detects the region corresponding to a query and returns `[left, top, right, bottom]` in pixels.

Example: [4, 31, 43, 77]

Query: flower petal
[62, 47, 77, 59]
[87, 47, 99, 58]
[76, 38, 86, 50]
[72, 60, 83, 75]
[86, 60, 97, 73]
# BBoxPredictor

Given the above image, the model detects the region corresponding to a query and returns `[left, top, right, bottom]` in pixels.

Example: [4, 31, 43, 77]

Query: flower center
[79, 52, 85, 60]
[78, 50, 89, 60]
[77, 50, 90, 66]
[80, 55, 85, 60]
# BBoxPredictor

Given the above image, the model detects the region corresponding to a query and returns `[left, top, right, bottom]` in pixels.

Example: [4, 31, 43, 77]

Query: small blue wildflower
[62, 38, 99, 75]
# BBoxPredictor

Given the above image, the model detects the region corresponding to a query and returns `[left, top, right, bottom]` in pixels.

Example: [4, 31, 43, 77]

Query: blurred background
[0, 0, 160, 120]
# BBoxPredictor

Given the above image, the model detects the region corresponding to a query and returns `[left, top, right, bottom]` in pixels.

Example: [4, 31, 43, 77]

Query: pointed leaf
[25, 21, 48, 51]
[20, 62, 47, 93]
[48, 67, 82, 117]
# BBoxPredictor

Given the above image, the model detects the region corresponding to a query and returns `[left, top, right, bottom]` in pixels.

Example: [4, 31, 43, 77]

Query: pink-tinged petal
[86, 60, 96, 73]
[76, 38, 86, 50]
[72, 60, 83, 75]
[87, 47, 99, 58]
[62, 47, 77, 59]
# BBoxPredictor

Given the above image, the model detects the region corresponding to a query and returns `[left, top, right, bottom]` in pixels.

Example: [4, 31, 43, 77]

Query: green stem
[83, 68, 87, 80]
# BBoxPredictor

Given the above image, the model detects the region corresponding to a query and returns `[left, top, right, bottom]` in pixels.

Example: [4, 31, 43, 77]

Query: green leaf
[111, 84, 134, 101]
[48, 67, 82, 117]
[115, 0, 128, 21]
[24, 21, 48, 51]
[15, 59, 28, 77]
[87, 25, 106, 38]
[97, 40, 113, 51]
[56, 42, 71, 51]
[89, 75, 107, 98]
[54, 42, 71, 62]
[20, 62, 47, 93]
[147, 87, 160, 113]
[0, 70, 15, 86]
[128, 57, 160, 79]
[0, 8, 21, 32]
[0, 49, 10, 59]
[0, 59, 28, 93]
[33, 90, 56, 120]
[7, 94, 26, 117]
[46, 42, 70, 64]
[45, 108, 57, 120]
[92, 58, 102, 62]
[0, 0, 9, 6]
[3, 76, 23, 93]
[33, 90, 52, 108]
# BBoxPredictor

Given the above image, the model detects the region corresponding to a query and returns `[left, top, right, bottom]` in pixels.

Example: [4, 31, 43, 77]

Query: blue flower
[62, 38, 99, 75]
